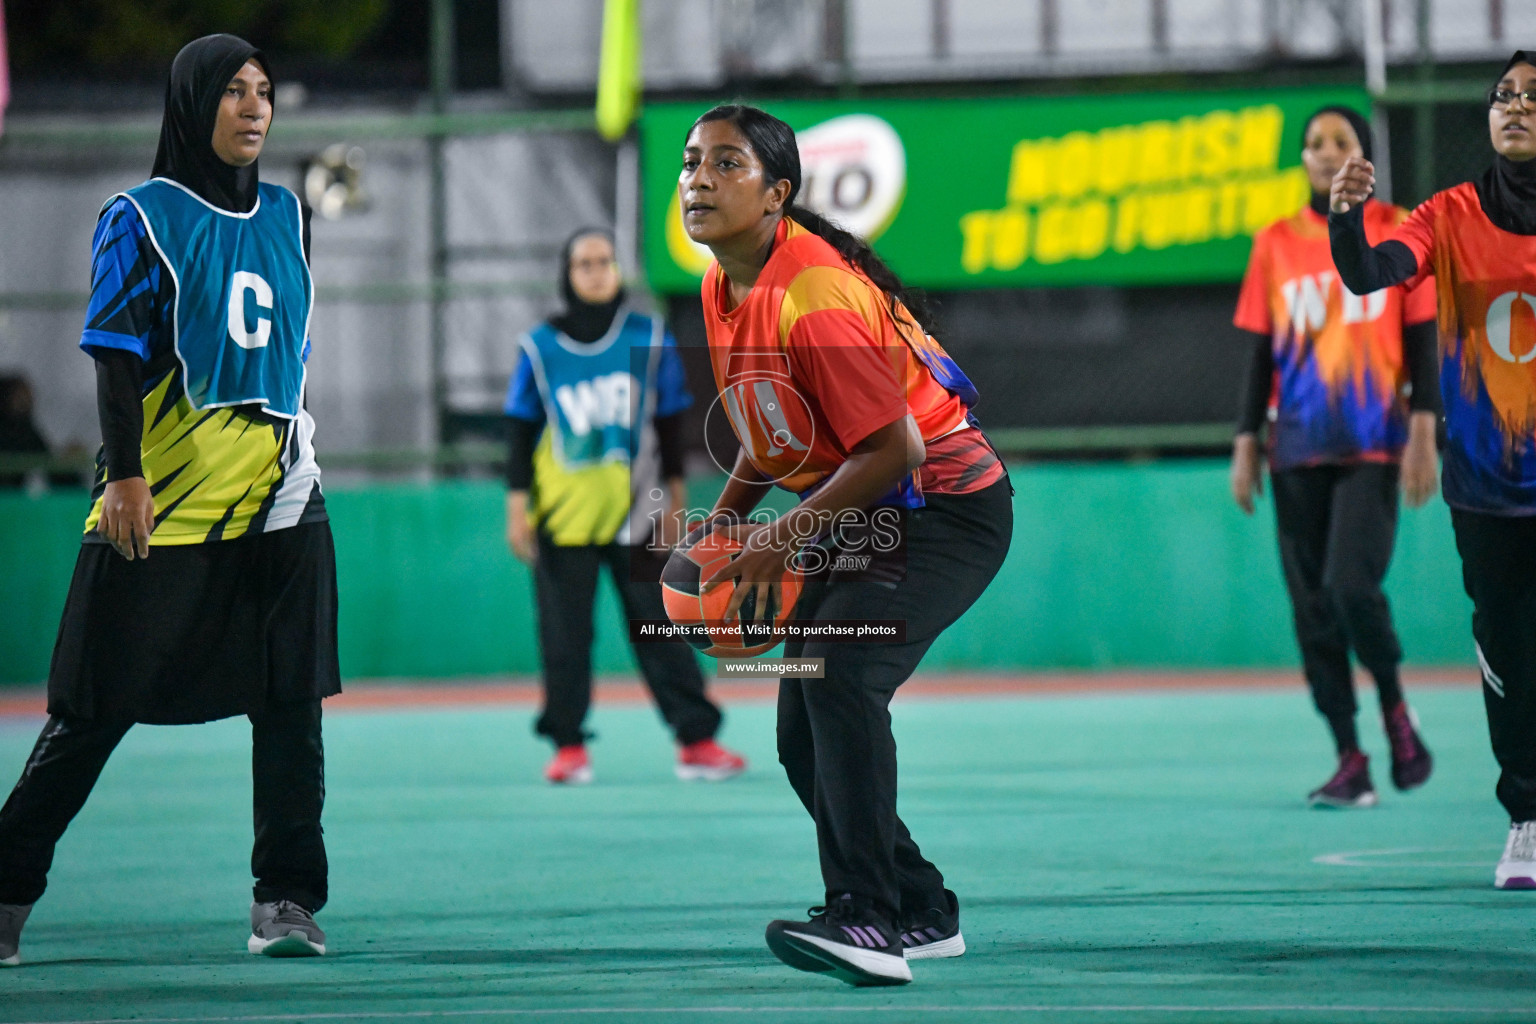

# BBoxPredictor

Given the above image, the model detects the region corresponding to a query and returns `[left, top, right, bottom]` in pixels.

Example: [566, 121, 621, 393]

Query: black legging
[532, 538, 721, 748]
[1453, 510, 1536, 822]
[776, 478, 1013, 921]
[0, 701, 328, 910]
[1271, 463, 1405, 752]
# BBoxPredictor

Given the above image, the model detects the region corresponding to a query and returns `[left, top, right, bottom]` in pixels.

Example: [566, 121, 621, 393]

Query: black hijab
[152, 35, 269, 214]
[550, 228, 626, 344]
[1303, 105, 1373, 217]
[1477, 50, 1536, 235]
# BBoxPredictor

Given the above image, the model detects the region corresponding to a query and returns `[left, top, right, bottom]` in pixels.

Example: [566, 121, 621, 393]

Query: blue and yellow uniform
[504, 308, 691, 546]
[79, 178, 325, 545]
[0, 35, 338, 948]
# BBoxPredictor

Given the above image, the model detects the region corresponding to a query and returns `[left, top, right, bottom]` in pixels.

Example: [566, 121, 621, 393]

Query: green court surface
[1, 680, 1532, 1024]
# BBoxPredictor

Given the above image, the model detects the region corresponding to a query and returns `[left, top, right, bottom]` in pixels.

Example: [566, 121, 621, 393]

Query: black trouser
[533, 538, 721, 748]
[1452, 509, 1536, 822]
[777, 479, 1013, 921]
[0, 700, 328, 910]
[1271, 464, 1405, 751]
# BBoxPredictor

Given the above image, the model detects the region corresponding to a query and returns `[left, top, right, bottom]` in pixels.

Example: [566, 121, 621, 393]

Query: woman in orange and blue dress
[1329, 50, 1536, 888]
[1231, 104, 1436, 808]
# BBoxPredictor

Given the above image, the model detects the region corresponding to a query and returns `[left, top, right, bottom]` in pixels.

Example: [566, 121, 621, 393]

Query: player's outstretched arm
[1328, 157, 1419, 295]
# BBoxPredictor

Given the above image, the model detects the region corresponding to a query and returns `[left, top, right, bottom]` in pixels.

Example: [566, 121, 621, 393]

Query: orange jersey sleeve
[1384, 191, 1440, 291]
[1233, 225, 1275, 335]
[779, 265, 941, 451]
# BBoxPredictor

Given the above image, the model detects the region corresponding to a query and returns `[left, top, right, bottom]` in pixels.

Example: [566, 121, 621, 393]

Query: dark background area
[4, 0, 502, 104]
[666, 283, 1249, 459]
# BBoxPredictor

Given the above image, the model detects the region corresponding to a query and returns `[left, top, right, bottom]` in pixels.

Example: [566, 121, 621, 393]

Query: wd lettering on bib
[1279, 271, 1388, 337]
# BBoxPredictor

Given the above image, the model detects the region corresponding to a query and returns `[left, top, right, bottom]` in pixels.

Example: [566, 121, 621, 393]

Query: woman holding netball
[1232, 105, 1436, 808]
[679, 104, 1012, 986]
[1330, 50, 1536, 888]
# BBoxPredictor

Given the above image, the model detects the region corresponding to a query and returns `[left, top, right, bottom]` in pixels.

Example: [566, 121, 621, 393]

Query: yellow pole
[596, 0, 641, 142]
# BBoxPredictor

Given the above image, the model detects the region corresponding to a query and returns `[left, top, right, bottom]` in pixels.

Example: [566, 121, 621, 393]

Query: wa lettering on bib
[520, 312, 660, 468]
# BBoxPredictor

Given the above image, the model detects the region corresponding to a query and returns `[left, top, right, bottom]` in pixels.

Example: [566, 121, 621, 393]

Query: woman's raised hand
[1330, 156, 1376, 214]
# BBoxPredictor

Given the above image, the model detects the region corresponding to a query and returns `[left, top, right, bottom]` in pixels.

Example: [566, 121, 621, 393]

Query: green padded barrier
[0, 461, 1473, 684]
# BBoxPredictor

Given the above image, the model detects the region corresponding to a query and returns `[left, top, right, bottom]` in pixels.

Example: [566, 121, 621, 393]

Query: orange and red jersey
[1234, 199, 1435, 471]
[1389, 182, 1536, 513]
[701, 218, 1004, 504]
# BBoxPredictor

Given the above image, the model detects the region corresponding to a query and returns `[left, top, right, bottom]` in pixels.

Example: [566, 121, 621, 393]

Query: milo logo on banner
[958, 105, 1309, 273]
[667, 114, 907, 275]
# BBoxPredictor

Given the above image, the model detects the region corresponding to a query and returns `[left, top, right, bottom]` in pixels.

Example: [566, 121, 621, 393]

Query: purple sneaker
[1384, 703, 1433, 791]
[1496, 821, 1536, 890]
[1308, 750, 1377, 808]
[898, 888, 965, 960]
[765, 894, 911, 986]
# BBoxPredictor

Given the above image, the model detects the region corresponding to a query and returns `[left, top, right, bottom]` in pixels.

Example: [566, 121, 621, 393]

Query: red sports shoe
[543, 745, 593, 785]
[676, 738, 747, 781]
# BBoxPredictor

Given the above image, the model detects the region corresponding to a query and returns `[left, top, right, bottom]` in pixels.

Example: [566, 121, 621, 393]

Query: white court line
[9, 1006, 1534, 1024]
[1313, 846, 1494, 868]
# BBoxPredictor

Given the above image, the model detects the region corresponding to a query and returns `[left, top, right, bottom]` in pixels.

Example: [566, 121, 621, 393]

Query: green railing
[0, 423, 1237, 482]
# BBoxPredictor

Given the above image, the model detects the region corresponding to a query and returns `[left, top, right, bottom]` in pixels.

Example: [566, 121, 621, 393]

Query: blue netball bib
[520, 311, 661, 468]
[114, 178, 311, 418]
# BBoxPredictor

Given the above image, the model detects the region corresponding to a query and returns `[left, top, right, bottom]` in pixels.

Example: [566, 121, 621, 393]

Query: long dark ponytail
[688, 104, 938, 337]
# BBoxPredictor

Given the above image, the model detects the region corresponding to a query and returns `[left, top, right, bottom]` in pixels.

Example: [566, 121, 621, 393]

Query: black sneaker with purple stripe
[765, 893, 912, 986]
[898, 888, 965, 959]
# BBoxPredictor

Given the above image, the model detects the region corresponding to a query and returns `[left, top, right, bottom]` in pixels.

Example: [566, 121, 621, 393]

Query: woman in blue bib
[0, 35, 335, 966]
[505, 228, 747, 785]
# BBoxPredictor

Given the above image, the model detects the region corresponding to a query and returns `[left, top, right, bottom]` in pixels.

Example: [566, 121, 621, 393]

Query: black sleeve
[1402, 319, 1441, 415]
[655, 412, 688, 482]
[301, 203, 313, 263]
[95, 348, 144, 480]
[1328, 204, 1419, 294]
[506, 415, 543, 491]
[1236, 330, 1273, 436]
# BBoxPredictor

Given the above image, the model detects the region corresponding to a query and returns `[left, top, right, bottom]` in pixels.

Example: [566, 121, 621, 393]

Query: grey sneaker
[1, 903, 32, 966]
[248, 900, 326, 957]
[1496, 821, 1536, 890]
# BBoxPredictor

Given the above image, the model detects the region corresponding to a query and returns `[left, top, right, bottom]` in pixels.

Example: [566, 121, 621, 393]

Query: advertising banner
[641, 86, 1368, 293]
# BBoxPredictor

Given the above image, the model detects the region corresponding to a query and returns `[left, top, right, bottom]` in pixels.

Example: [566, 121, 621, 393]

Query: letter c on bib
[1485, 290, 1536, 364]
[228, 271, 273, 350]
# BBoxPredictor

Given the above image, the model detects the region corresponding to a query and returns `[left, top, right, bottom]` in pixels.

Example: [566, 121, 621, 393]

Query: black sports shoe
[0, 902, 32, 967]
[1308, 750, 1377, 808]
[898, 888, 965, 959]
[765, 893, 912, 986]
[1384, 703, 1433, 791]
